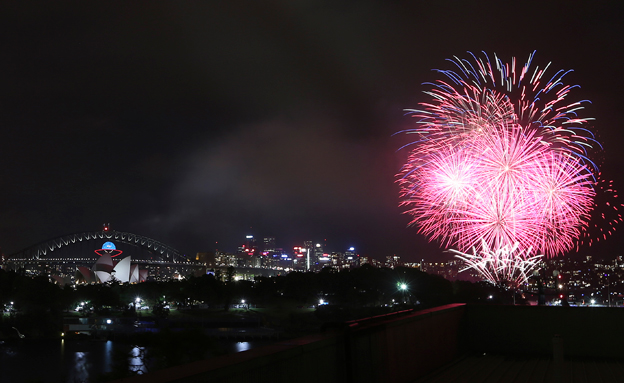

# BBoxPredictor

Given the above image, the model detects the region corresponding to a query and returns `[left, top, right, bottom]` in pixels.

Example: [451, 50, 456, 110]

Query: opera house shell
[74, 253, 148, 284]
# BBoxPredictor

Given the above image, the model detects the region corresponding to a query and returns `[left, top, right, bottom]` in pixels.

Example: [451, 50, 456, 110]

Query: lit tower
[314, 243, 325, 270]
[303, 240, 313, 271]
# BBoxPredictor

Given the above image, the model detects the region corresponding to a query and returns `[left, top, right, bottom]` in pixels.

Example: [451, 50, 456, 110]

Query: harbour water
[0, 338, 270, 383]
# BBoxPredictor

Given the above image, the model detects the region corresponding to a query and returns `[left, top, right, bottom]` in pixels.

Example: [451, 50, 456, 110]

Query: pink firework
[398, 52, 615, 283]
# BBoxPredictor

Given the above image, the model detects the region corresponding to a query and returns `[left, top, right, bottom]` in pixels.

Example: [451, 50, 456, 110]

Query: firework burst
[398, 51, 618, 285]
[450, 240, 543, 289]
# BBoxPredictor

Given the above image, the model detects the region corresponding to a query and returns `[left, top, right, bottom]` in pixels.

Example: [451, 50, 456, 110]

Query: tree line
[0, 265, 504, 338]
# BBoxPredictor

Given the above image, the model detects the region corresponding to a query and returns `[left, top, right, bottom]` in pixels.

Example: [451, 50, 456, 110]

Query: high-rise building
[293, 246, 307, 271]
[314, 243, 324, 261]
[313, 243, 325, 271]
[263, 237, 276, 253]
[303, 240, 313, 271]
[344, 247, 359, 268]
[238, 235, 258, 256]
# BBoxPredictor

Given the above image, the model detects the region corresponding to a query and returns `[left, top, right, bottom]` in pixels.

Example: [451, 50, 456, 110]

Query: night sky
[1, 1, 623, 261]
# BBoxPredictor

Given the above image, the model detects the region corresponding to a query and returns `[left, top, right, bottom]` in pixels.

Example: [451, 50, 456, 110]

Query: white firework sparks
[449, 239, 543, 287]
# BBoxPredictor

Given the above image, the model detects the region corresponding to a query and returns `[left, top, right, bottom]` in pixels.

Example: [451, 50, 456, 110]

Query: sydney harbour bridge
[5, 224, 204, 283]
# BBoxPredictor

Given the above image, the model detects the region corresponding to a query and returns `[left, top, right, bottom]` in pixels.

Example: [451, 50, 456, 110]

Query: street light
[398, 283, 409, 304]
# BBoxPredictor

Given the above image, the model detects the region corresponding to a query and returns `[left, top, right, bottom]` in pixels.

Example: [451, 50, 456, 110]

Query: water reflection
[235, 341, 251, 352]
[104, 340, 113, 374]
[129, 346, 148, 374]
[1, 338, 266, 382]
[71, 351, 90, 383]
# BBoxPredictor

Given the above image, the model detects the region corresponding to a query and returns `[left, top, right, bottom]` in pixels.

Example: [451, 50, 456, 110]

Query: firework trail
[398, 51, 621, 285]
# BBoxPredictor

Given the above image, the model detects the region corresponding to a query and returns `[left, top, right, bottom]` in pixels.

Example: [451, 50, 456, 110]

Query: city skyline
[6, 224, 624, 268]
[1, 2, 624, 263]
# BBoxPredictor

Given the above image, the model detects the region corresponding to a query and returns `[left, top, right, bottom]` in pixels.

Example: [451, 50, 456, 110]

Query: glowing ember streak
[450, 240, 543, 287]
[398, 51, 620, 284]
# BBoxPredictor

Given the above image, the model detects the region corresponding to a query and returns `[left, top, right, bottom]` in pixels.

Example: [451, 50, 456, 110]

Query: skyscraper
[263, 237, 276, 253]
[303, 240, 313, 271]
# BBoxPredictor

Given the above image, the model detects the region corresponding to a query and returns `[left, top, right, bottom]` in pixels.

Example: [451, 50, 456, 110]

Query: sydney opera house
[4, 225, 204, 284]
[72, 241, 148, 284]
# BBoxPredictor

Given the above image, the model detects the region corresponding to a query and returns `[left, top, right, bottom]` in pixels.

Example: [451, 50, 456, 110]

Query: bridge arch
[9, 229, 187, 263]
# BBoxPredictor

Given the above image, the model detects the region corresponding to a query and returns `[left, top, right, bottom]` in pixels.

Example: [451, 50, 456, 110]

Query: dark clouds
[160, 115, 400, 248]
[1, 1, 623, 260]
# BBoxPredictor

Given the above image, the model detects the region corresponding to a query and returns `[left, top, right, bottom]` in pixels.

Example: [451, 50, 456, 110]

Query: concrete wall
[462, 305, 624, 359]
[347, 304, 465, 383]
